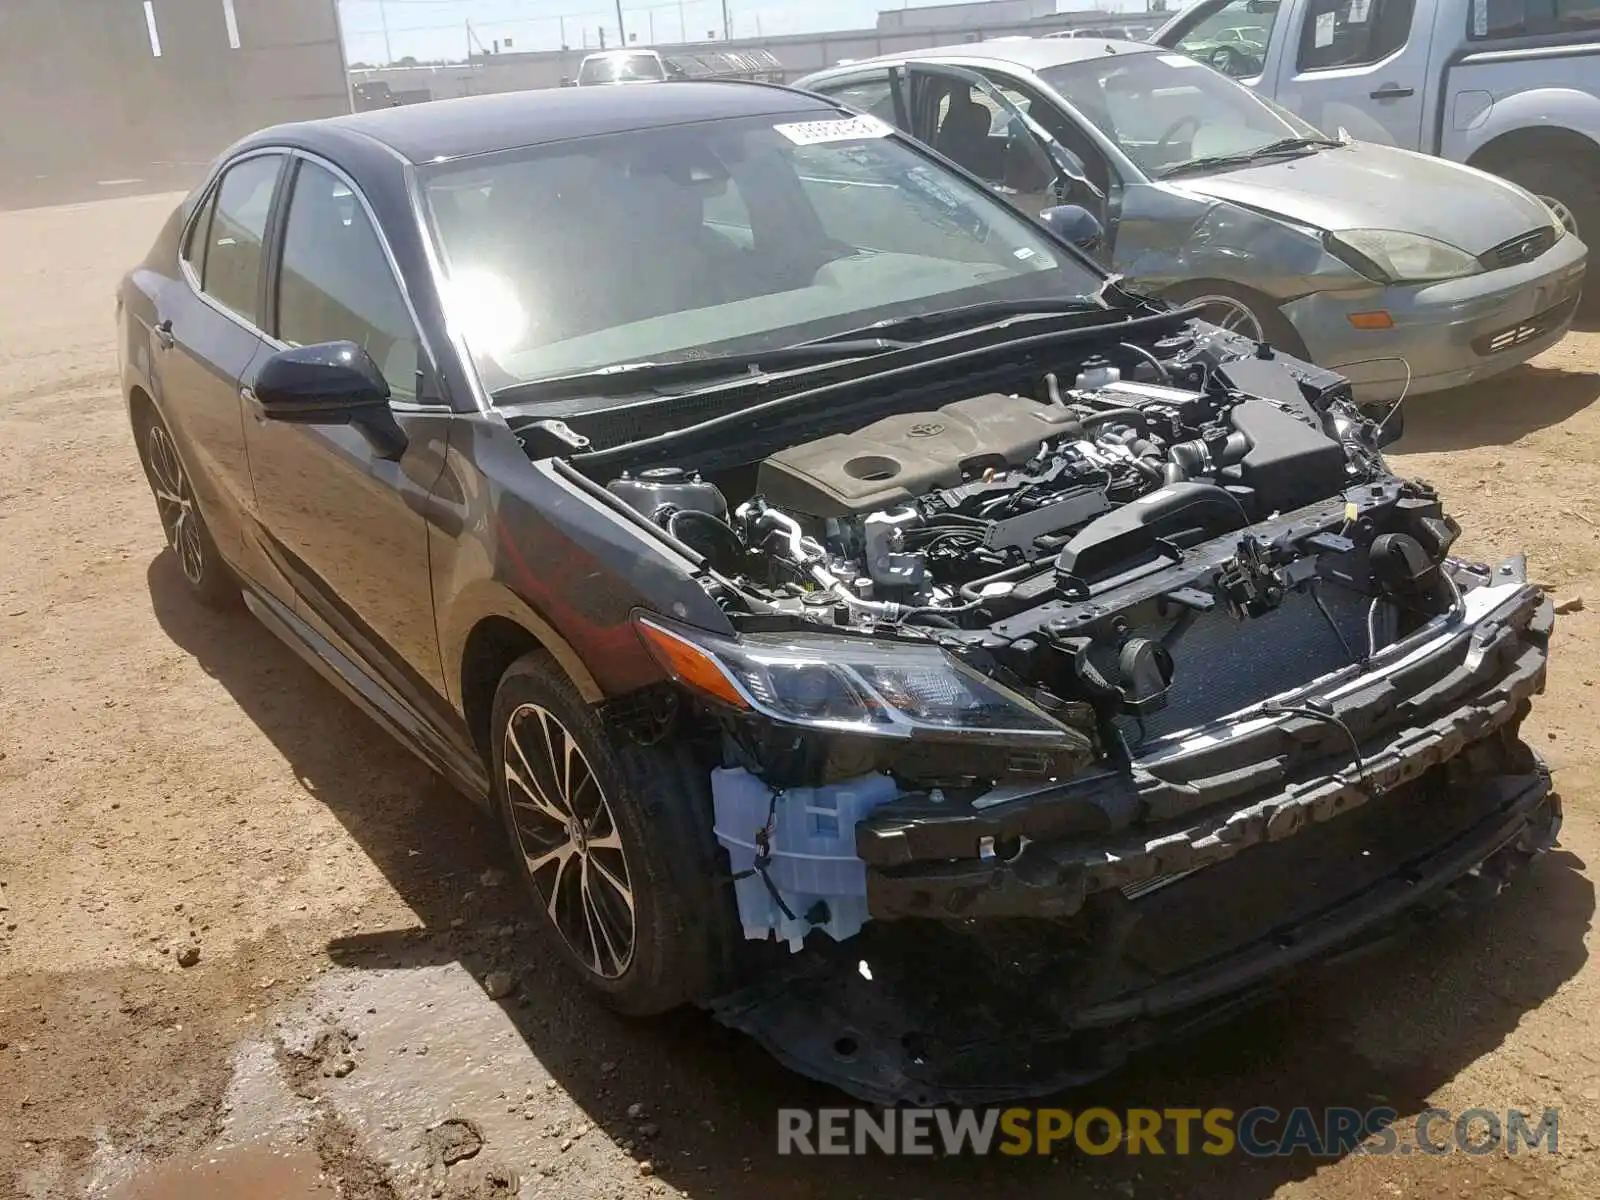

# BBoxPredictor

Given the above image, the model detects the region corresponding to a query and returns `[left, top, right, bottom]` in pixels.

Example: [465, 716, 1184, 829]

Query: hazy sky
[337, 0, 1147, 63]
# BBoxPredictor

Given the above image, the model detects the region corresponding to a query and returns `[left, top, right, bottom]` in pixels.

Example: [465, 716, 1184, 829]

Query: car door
[897, 64, 1065, 220]
[1271, 0, 1429, 148]
[157, 151, 287, 571]
[242, 152, 456, 728]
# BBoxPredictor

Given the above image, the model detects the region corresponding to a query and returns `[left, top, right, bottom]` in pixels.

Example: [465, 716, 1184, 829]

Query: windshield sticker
[1157, 53, 1203, 67]
[1473, 0, 1488, 35]
[1347, 0, 1372, 21]
[774, 115, 893, 145]
[1314, 10, 1337, 45]
[1014, 247, 1037, 261]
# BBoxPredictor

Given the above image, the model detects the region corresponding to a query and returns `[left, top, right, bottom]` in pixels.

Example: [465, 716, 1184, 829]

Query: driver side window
[275, 160, 423, 403]
[1173, 0, 1279, 76]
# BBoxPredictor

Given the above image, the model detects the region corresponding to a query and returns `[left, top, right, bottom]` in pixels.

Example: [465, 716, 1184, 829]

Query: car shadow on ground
[149, 553, 1594, 1199]
[1394, 364, 1600, 454]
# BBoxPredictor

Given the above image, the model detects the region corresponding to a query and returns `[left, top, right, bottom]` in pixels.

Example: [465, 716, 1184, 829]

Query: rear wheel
[136, 410, 237, 609]
[1162, 280, 1310, 360]
[490, 655, 733, 1014]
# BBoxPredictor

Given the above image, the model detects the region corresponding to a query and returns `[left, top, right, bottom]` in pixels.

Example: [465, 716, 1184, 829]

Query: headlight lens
[1324, 228, 1482, 284]
[636, 615, 1089, 750]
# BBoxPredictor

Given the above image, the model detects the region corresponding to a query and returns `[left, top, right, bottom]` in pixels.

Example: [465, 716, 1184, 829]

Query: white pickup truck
[1154, 0, 1600, 242]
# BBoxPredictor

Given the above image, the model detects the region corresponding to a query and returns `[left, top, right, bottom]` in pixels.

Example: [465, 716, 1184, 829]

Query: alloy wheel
[1182, 294, 1266, 341]
[503, 703, 636, 979]
[146, 423, 205, 586]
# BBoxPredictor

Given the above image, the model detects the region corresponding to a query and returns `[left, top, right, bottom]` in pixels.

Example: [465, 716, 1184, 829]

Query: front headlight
[1324, 228, 1482, 284]
[635, 615, 1091, 751]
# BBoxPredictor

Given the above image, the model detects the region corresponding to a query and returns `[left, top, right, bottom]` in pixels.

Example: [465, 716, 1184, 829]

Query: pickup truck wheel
[1493, 155, 1598, 247]
[1162, 281, 1310, 361]
[490, 655, 733, 1015]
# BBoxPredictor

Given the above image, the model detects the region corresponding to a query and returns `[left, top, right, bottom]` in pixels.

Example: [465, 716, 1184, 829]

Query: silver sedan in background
[797, 39, 1588, 403]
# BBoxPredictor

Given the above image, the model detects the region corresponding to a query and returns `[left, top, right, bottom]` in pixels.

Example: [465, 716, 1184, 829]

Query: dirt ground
[3, 193, 1600, 1200]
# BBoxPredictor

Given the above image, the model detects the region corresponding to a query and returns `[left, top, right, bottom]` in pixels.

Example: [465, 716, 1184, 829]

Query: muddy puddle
[107, 1143, 335, 1200]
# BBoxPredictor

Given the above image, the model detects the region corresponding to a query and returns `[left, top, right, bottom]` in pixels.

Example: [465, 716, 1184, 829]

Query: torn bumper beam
[862, 572, 1552, 923]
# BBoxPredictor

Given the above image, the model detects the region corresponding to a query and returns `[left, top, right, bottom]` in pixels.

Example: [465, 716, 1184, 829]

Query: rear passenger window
[819, 76, 899, 122]
[276, 160, 421, 402]
[1297, 0, 1416, 69]
[198, 154, 283, 325]
[1470, 0, 1600, 37]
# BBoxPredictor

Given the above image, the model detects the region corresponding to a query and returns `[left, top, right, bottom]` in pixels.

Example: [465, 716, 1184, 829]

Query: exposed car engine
[565, 323, 1553, 1107]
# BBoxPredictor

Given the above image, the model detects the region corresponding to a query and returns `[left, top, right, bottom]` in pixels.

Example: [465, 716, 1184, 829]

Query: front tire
[490, 655, 732, 1015]
[136, 409, 238, 609]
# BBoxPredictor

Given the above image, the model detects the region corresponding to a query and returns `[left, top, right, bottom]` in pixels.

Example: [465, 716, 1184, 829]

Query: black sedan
[118, 82, 1558, 1103]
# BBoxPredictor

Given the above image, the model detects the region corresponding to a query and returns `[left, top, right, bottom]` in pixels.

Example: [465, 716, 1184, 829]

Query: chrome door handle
[154, 319, 175, 350]
[1369, 85, 1415, 100]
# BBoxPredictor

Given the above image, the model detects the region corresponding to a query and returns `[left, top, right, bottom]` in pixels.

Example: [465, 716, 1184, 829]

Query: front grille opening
[1480, 227, 1556, 271]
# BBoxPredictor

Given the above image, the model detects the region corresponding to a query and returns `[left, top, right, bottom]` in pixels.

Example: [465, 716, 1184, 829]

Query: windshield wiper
[494, 341, 907, 403]
[1159, 136, 1344, 179]
[805, 295, 1112, 347]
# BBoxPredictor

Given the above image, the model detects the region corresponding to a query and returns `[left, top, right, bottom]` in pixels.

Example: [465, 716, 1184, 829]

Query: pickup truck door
[1271, 0, 1430, 150]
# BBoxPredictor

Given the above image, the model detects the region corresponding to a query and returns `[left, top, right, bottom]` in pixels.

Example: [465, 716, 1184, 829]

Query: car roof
[258, 81, 839, 165]
[804, 36, 1157, 78]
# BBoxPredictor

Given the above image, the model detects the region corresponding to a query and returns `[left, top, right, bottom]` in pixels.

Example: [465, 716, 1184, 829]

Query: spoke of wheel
[581, 862, 626, 974]
[177, 517, 204, 582]
[587, 828, 624, 853]
[525, 839, 577, 880]
[150, 430, 184, 499]
[542, 840, 579, 923]
[587, 853, 634, 915]
[506, 724, 568, 824]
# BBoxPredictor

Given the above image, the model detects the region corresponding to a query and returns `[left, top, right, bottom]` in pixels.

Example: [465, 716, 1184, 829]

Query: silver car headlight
[635, 614, 1092, 752]
[1324, 228, 1482, 284]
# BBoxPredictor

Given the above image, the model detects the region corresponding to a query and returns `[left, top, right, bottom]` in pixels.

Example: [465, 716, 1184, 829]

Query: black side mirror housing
[1039, 204, 1105, 252]
[253, 341, 408, 460]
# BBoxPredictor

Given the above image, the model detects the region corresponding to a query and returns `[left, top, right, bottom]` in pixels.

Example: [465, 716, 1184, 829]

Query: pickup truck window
[1297, 0, 1417, 70]
[1172, 0, 1280, 76]
[1468, 0, 1600, 37]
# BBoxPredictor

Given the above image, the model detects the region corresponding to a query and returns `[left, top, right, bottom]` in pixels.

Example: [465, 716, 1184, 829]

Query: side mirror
[1039, 204, 1105, 252]
[253, 341, 408, 460]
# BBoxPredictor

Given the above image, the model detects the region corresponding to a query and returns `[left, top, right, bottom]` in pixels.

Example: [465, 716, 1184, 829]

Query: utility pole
[377, 0, 392, 64]
[678, 0, 687, 42]
[615, 0, 626, 47]
[722, 0, 731, 39]
[559, 15, 567, 49]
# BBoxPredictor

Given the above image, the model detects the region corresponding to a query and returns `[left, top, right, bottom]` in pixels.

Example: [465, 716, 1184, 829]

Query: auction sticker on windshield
[775, 114, 894, 145]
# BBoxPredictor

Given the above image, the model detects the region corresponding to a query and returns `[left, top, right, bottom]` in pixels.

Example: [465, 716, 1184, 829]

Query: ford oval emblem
[908, 422, 946, 437]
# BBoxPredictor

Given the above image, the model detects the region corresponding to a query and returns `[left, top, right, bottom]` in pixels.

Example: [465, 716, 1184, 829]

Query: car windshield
[1038, 49, 1326, 178]
[419, 113, 1099, 397]
[578, 53, 665, 84]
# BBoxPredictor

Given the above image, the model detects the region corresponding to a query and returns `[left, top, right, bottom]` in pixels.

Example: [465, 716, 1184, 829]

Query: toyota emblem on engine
[908, 422, 946, 437]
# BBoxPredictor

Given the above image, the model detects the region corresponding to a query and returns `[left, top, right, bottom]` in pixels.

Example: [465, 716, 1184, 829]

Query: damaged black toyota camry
[118, 82, 1558, 1105]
